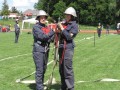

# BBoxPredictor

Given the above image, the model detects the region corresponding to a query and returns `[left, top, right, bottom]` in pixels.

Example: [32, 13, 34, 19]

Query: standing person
[14, 20, 20, 43]
[9, 24, 11, 31]
[58, 7, 78, 90]
[97, 23, 102, 37]
[32, 10, 55, 90]
[0, 24, 2, 32]
[117, 23, 120, 33]
[6, 25, 10, 32]
[106, 24, 110, 34]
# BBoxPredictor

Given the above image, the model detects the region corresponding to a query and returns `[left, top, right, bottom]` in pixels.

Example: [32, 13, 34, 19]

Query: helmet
[15, 19, 19, 23]
[36, 10, 48, 20]
[98, 23, 101, 26]
[64, 7, 77, 17]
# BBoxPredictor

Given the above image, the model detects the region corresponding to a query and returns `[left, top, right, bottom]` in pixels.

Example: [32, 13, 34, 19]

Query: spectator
[14, 20, 20, 43]
[106, 24, 110, 34]
[9, 24, 11, 31]
[0, 24, 2, 32]
[6, 25, 10, 32]
[97, 23, 102, 38]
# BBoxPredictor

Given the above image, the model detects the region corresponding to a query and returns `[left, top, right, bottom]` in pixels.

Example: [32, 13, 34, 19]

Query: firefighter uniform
[32, 10, 55, 90]
[14, 20, 20, 43]
[58, 7, 78, 90]
[97, 23, 102, 37]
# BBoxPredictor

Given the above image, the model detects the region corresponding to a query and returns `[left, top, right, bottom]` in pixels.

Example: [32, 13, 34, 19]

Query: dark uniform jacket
[97, 25, 102, 31]
[32, 22, 54, 52]
[59, 21, 78, 49]
[14, 24, 20, 32]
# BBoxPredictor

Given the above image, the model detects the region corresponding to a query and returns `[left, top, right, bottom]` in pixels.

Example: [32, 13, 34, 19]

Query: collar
[38, 22, 46, 27]
[65, 21, 76, 25]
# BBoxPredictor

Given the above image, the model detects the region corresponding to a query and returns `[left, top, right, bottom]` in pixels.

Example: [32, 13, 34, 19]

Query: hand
[58, 22, 64, 31]
[53, 28, 56, 32]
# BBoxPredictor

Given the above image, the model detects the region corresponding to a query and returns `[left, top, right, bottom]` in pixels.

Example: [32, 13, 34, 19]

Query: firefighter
[97, 23, 102, 37]
[14, 20, 20, 43]
[32, 10, 55, 90]
[58, 7, 78, 90]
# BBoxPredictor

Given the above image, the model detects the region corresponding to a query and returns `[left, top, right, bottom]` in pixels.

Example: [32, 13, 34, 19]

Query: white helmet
[98, 23, 101, 25]
[64, 7, 77, 17]
[36, 10, 48, 20]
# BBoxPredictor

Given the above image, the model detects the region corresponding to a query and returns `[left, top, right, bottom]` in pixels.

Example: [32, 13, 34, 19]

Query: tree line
[0, 0, 119, 26]
[34, 0, 120, 26]
[0, 0, 21, 16]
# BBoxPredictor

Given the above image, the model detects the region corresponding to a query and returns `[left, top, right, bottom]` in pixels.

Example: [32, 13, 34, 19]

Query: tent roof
[23, 18, 37, 23]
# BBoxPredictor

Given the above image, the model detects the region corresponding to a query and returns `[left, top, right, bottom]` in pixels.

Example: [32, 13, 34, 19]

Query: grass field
[0, 32, 120, 90]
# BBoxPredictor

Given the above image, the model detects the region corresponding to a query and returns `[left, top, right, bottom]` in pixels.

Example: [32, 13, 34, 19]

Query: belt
[36, 41, 47, 47]
[60, 40, 72, 44]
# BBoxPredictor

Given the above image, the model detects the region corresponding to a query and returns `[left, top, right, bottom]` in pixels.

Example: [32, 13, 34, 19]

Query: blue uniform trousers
[15, 31, 20, 43]
[33, 44, 49, 90]
[97, 30, 101, 37]
[59, 48, 74, 90]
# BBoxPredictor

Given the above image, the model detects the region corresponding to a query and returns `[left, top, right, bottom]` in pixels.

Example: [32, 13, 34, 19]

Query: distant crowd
[0, 24, 11, 32]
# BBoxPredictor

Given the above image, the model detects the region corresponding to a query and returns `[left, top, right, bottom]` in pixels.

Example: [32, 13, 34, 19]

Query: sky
[0, 0, 38, 12]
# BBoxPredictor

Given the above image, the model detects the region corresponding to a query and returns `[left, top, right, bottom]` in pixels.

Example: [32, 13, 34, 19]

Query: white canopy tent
[21, 18, 49, 34]
[117, 23, 120, 29]
[21, 18, 38, 33]
[22, 18, 37, 29]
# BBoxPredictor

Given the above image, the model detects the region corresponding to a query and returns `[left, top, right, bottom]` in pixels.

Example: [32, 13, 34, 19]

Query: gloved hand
[57, 22, 64, 31]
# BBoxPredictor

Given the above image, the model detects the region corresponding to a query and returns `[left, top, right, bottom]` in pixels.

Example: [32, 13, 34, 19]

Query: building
[23, 9, 39, 19]
[8, 13, 20, 19]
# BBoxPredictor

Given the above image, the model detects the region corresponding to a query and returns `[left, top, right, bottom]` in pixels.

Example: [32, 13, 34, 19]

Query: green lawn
[79, 24, 98, 30]
[0, 32, 120, 90]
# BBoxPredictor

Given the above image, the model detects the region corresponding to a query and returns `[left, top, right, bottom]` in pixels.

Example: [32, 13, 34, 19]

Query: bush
[47, 17, 54, 23]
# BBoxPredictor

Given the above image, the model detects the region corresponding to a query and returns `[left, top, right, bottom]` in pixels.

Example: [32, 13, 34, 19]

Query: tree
[34, 0, 59, 16]
[34, 0, 118, 25]
[52, 1, 66, 21]
[11, 7, 19, 13]
[116, 0, 120, 22]
[1, 0, 10, 16]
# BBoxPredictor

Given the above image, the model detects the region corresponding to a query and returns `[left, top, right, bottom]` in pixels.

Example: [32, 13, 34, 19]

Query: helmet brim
[35, 15, 48, 20]
[64, 12, 77, 17]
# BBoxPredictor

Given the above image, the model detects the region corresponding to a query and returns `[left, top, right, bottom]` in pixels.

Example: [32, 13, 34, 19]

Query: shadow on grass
[49, 83, 61, 90]
[28, 84, 36, 90]
[28, 83, 60, 90]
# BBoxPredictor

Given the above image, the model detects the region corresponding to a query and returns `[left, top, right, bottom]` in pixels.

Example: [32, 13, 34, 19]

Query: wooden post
[94, 32, 95, 47]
